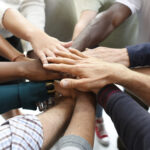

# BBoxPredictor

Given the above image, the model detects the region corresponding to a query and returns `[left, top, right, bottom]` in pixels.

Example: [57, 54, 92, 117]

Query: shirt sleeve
[0, 1, 11, 29]
[97, 84, 150, 150]
[0, 82, 50, 113]
[19, 0, 45, 52]
[75, 0, 101, 14]
[127, 43, 150, 68]
[115, 0, 141, 14]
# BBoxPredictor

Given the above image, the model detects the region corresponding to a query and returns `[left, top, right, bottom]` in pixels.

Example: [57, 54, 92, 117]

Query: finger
[61, 41, 72, 48]
[54, 80, 69, 97]
[57, 45, 69, 52]
[47, 57, 76, 64]
[43, 63, 76, 74]
[45, 49, 56, 57]
[60, 78, 90, 91]
[69, 48, 88, 58]
[55, 51, 82, 60]
[39, 52, 48, 64]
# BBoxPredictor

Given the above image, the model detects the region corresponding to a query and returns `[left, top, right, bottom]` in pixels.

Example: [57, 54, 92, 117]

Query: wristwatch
[36, 81, 55, 111]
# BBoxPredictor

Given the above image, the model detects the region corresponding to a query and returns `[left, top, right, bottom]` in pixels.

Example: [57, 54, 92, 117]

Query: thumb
[60, 78, 80, 89]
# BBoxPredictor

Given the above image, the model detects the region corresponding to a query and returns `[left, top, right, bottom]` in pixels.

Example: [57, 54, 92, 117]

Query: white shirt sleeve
[115, 0, 141, 14]
[0, 1, 11, 29]
[19, 0, 45, 52]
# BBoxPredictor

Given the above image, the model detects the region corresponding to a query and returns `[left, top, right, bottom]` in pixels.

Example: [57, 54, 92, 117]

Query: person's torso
[137, 0, 150, 43]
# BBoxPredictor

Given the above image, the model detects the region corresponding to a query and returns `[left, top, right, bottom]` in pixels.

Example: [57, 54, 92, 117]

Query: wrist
[121, 48, 130, 67]
[25, 28, 43, 42]
[17, 61, 30, 79]
[116, 66, 133, 86]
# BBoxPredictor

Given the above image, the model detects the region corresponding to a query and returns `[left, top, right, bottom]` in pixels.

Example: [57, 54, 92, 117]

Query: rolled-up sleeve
[0, 1, 11, 29]
[115, 0, 141, 14]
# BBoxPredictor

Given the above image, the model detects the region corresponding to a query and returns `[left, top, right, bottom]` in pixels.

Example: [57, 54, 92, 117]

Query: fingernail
[61, 80, 68, 87]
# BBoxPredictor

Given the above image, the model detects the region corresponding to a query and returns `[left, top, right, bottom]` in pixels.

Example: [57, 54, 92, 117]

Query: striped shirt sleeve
[0, 115, 43, 150]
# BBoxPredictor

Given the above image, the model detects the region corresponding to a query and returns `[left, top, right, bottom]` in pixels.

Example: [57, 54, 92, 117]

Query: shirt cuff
[127, 43, 150, 68]
[18, 82, 50, 110]
[97, 84, 121, 109]
[115, 0, 140, 14]
[0, 2, 11, 29]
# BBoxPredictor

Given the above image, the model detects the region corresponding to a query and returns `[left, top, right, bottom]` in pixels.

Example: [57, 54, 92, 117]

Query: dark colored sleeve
[0, 82, 51, 114]
[97, 84, 150, 150]
[127, 43, 150, 68]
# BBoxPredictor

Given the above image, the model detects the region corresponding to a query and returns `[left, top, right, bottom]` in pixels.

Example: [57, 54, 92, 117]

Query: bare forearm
[0, 62, 25, 82]
[2, 8, 41, 42]
[0, 35, 23, 61]
[72, 10, 97, 40]
[117, 69, 150, 106]
[72, 3, 131, 51]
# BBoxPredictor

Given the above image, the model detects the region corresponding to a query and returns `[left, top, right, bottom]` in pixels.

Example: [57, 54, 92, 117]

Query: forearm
[20, 0, 45, 52]
[72, 10, 97, 40]
[72, 3, 131, 51]
[2, 8, 42, 42]
[39, 97, 75, 149]
[0, 35, 23, 61]
[0, 62, 25, 82]
[97, 85, 150, 150]
[64, 93, 95, 147]
[116, 68, 150, 106]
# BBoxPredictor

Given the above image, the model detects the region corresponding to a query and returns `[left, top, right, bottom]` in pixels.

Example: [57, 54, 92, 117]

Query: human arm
[97, 84, 150, 150]
[72, 10, 97, 40]
[0, 82, 53, 113]
[72, 3, 131, 51]
[0, 59, 61, 83]
[20, 0, 45, 52]
[44, 49, 150, 105]
[84, 42, 150, 68]
[0, 35, 27, 61]
[2, 8, 70, 64]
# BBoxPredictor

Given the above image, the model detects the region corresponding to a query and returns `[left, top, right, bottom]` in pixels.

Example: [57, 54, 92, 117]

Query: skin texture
[72, 10, 97, 40]
[39, 89, 95, 149]
[39, 97, 75, 150]
[83, 47, 130, 67]
[72, 3, 131, 51]
[44, 49, 150, 106]
[0, 59, 61, 83]
[0, 35, 23, 61]
[63, 92, 96, 147]
[44, 49, 124, 92]
[2, 8, 71, 64]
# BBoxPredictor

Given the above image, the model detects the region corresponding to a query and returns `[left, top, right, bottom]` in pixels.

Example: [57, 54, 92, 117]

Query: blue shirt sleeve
[0, 82, 50, 114]
[127, 43, 150, 68]
[97, 85, 150, 150]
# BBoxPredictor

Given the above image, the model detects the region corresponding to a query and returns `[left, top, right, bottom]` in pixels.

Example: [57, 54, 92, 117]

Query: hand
[84, 47, 130, 67]
[29, 30, 72, 64]
[21, 59, 62, 81]
[43, 49, 127, 92]
[54, 80, 77, 98]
